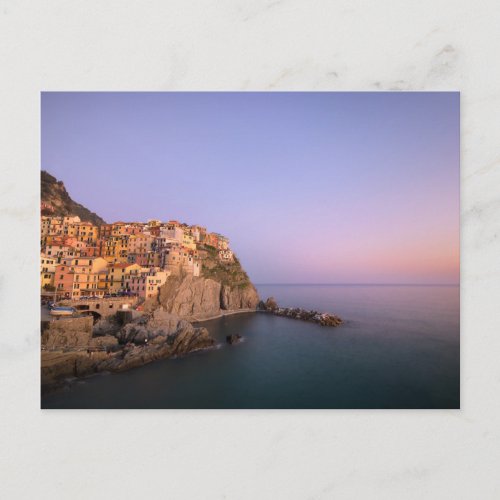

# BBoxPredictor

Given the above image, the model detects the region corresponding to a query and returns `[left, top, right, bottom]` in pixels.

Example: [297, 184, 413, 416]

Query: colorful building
[128, 269, 170, 299]
[54, 257, 109, 299]
[41, 213, 234, 300]
[40, 254, 57, 290]
[107, 263, 142, 293]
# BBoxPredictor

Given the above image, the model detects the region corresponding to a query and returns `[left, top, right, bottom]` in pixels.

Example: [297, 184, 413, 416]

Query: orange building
[54, 257, 108, 299]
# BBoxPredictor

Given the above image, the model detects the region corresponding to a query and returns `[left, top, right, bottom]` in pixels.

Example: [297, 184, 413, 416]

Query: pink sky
[42, 92, 459, 284]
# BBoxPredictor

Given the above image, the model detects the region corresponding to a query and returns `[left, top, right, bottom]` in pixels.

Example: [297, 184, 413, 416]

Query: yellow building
[40, 254, 56, 290]
[74, 222, 99, 244]
[64, 223, 78, 238]
[107, 263, 142, 293]
[103, 236, 129, 263]
[97, 270, 109, 295]
[41, 216, 82, 239]
[182, 233, 197, 250]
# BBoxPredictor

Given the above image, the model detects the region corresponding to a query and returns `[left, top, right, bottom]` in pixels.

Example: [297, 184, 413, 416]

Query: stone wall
[41, 316, 94, 348]
[59, 297, 137, 318]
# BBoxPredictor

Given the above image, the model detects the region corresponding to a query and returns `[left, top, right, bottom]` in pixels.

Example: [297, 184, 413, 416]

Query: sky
[41, 92, 459, 285]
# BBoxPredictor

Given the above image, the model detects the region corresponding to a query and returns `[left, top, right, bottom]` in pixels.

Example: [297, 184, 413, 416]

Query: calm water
[42, 285, 460, 409]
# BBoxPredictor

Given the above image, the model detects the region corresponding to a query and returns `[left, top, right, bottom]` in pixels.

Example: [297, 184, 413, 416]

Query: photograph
[40, 91, 459, 409]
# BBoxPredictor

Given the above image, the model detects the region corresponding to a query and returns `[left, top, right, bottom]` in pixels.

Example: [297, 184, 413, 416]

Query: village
[40, 205, 235, 302]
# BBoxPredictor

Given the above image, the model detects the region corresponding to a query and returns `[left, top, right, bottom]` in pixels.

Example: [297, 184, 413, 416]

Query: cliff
[41, 171, 258, 315]
[41, 170, 106, 226]
[153, 272, 259, 321]
[149, 243, 259, 320]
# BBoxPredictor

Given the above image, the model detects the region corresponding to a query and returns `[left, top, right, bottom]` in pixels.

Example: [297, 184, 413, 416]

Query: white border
[1, 1, 499, 498]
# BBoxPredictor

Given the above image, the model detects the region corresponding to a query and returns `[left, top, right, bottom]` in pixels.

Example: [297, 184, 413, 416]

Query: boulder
[41, 316, 93, 348]
[226, 334, 242, 345]
[264, 297, 278, 311]
[167, 324, 215, 354]
[93, 316, 121, 337]
[89, 335, 119, 348]
[115, 308, 183, 344]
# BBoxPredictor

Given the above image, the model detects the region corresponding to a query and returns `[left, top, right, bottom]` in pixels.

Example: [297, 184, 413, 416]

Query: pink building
[128, 269, 169, 299]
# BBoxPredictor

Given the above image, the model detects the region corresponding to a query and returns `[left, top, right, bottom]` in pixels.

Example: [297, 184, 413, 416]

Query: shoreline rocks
[226, 334, 242, 345]
[41, 307, 216, 393]
[258, 297, 343, 327]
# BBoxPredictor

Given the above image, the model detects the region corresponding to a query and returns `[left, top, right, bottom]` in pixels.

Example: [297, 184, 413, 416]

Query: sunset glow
[42, 92, 459, 284]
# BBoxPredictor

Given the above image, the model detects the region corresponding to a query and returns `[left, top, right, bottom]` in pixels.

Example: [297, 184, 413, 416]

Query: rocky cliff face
[220, 283, 260, 310]
[154, 273, 259, 320]
[155, 274, 222, 319]
[152, 244, 260, 319]
[41, 170, 106, 225]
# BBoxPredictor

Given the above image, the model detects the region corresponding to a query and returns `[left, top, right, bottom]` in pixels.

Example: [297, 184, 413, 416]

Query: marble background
[1, 1, 499, 498]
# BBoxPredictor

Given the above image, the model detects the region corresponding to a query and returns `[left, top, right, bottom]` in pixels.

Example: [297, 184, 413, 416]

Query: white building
[159, 225, 184, 244]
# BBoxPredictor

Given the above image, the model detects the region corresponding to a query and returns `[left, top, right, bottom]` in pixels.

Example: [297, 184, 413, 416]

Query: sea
[41, 284, 460, 409]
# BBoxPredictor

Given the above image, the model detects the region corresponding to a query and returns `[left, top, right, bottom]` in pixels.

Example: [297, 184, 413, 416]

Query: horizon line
[254, 283, 460, 287]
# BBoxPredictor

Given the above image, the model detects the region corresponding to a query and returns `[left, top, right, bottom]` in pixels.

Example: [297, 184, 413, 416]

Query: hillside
[41, 170, 106, 226]
[198, 244, 252, 288]
[148, 244, 259, 318]
[41, 170, 259, 317]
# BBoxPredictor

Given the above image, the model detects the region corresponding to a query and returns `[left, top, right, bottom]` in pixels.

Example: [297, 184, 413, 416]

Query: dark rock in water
[263, 297, 278, 311]
[226, 334, 242, 345]
[317, 314, 343, 327]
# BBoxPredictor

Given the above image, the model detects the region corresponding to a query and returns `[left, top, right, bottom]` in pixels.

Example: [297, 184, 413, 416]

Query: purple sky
[41, 92, 459, 284]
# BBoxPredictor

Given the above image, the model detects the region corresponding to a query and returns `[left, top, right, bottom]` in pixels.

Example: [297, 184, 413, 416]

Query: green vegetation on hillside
[41, 170, 106, 226]
[199, 244, 251, 288]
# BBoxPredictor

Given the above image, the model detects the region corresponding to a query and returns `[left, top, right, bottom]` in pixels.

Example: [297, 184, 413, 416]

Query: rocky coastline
[258, 297, 343, 327]
[40, 178, 342, 396]
[41, 280, 342, 394]
[42, 269, 261, 393]
[41, 308, 216, 393]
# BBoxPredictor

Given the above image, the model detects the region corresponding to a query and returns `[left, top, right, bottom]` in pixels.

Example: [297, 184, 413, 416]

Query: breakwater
[258, 297, 343, 327]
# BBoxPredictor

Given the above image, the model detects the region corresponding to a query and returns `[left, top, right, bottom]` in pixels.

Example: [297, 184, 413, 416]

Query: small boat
[50, 306, 76, 317]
